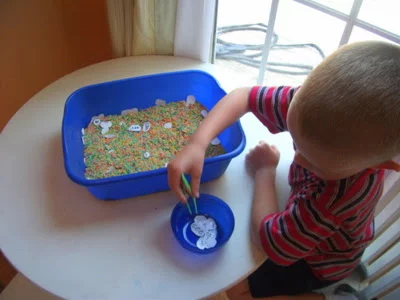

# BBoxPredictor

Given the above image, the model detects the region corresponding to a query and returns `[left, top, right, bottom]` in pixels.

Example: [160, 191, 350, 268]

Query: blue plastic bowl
[62, 70, 246, 200]
[170, 194, 235, 254]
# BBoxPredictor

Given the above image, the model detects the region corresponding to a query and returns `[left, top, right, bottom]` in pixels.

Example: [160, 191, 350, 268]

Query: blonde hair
[293, 41, 400, 163]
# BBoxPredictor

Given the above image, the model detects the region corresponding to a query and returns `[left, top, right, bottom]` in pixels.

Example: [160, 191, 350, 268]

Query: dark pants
[248, 259, 337, 298]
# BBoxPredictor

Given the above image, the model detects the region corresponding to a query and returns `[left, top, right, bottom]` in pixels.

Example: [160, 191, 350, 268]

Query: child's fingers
[258, 140, 269, 145]
[191, 170, 201, 198]
[167, 164, 187, 203]
[177, 189, 187, 204]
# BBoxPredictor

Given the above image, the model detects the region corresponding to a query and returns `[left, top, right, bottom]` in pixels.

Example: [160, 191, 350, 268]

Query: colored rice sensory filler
[82, 96, 225, 179]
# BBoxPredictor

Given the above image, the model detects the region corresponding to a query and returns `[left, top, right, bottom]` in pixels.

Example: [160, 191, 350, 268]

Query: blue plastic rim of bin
[170, 194, 235, 254]
[62, 70, 246, 200]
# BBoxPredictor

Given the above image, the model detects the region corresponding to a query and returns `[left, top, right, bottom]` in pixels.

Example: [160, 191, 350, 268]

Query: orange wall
[0, 0, 113, 131]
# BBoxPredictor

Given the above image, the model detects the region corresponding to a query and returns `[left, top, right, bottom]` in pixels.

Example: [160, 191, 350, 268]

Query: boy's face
[287, 102, 369, 180]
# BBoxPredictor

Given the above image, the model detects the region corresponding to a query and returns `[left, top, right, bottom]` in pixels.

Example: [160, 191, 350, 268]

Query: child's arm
[168, 87, 251, 202]
[188, 87, 251, 150]
[246, 142, 280, 249]
[251, 167, 279, 249]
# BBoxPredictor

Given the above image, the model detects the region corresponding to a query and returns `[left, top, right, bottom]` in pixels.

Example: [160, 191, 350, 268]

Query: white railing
[359, 168, 400, 299]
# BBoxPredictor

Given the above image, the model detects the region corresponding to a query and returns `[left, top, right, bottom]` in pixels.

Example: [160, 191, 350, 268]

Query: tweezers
[181, 174, 198, 215]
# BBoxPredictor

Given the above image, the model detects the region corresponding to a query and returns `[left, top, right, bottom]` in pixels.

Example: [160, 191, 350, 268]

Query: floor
[0, 252, 16, 294]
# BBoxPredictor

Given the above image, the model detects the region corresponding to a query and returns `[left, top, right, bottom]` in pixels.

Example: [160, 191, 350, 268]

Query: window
[214, 0, 400, 87]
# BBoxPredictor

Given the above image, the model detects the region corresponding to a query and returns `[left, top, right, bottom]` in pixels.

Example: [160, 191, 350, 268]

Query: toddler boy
[168, 41, 400, 298]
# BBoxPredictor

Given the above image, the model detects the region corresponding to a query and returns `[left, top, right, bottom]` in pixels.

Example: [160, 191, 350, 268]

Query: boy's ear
[371, 160, 400, 172]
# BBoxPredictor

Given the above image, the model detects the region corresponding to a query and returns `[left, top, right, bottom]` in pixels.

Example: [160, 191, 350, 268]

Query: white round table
[0, 56, 294, 300]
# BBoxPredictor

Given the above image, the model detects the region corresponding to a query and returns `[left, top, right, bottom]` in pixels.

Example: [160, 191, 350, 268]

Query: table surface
[0, 56, 294, 300]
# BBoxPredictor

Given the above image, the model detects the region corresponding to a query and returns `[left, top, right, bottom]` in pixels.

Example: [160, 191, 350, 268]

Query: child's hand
[168, 142, 205, 203]
[168, 88, 251, 203]
[246, 141, 280, 176]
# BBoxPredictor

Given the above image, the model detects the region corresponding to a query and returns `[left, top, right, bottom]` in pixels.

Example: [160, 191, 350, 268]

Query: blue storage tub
[62, 70, 246, 200]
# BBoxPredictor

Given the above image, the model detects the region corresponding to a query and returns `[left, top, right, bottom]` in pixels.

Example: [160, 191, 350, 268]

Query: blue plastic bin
[62, 70, 246, 200]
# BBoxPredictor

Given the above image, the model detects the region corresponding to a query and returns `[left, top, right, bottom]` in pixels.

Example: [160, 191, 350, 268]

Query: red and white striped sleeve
[248, 86, 299, 133]
[259, 193, 340, 266]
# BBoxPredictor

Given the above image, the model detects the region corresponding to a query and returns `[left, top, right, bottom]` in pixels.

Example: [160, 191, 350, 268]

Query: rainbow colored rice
[83, 101, 225, 179]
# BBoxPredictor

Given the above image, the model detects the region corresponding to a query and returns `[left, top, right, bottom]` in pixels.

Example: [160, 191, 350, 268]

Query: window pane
[349, 26, 399, 45]
[358, 0, 400, 35]
[312, 0, 353, 14]
[217, 0, 275, 26]
[215, 0, 275, 87]
[264, 0, 346, 85]
[215, 0, 346, 87]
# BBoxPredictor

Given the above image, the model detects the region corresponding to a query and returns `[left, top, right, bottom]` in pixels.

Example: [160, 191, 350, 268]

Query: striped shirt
[249, 86, 384, 281]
